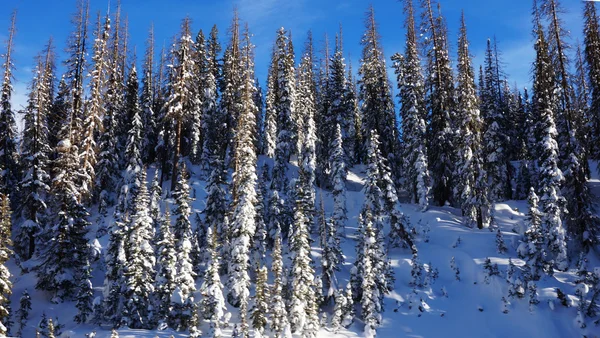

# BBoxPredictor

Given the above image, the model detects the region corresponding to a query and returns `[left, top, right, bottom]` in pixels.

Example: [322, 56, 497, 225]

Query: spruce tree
[201, 226, 227, 337]
[532, 14, 568, 271]
[359, 6, 399, 182]
[269, 228, 291, 338]
[360, 208, 384, 338]
[453, 13, 490, 229]
[421, 0, 455, 206]
[169, 163, 197, 331]
[330, 124, 347, 234]
[141, 25, 157, 164]
[227, 25, 259, 337]
[584, 1, 600, 158]
[271, 27, 296, 193]
[122, 170, 156, 329]
[80, 12, 110, 201]
[153, 207, 177, 328]
[517, 188, 546, 281]
[200, 25, 222, 171]
[15, 289, 31, 337]
[102, 210, 127, 327]
[251, 266, 269, 337]
[393, 0, 430, 210]
[17, 55, 52, 261]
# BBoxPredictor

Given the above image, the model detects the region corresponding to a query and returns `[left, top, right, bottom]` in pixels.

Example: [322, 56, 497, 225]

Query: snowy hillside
[6, 160, 599, 338]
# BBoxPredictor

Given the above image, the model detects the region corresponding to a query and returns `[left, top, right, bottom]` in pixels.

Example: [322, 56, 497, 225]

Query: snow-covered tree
[17, 55, 52, 261]
[359, 6, 399, 183]
[453, 13, 490, 229]
[269, 228, 291, 338]
[153, 207, 177, 328]
[0, 11, 20, 195]
[0, 193, 11, 335]
[169, 163, 197, 331]
[393, 0, 430, 210]
[201, 226, 227, 337]
[15, 289, 31, 337]
[330, 124, 347, 234]
[360, 209, 383, 338]
[141, 26, 157, 164]
[80, 12, 110, 201]
[532, 16, 568, 271]
[251, 266, 269, 337]
[122, 170, 156, 329]
[421, 0, 455, 206]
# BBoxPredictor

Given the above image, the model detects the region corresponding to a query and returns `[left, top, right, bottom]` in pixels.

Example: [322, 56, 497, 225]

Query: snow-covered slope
[8, 160, 599, 337]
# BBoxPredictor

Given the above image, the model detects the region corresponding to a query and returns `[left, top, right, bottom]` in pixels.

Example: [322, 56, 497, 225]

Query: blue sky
[0, 0, 585, 114]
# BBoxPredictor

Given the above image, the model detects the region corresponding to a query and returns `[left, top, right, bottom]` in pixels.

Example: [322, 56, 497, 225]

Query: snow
[6, 159, 600, 337]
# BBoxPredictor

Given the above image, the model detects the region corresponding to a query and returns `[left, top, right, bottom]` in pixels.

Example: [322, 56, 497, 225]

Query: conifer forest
[1, 0, 600, 337]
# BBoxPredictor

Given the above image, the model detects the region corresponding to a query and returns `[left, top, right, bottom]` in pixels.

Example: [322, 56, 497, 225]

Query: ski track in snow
[7, 159, 600, 337]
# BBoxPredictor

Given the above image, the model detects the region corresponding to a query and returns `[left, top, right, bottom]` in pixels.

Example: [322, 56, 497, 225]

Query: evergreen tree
[360, 209, 384, 338]
[289, 181, 319, 337]
[584, 1, 600, 158]
[169, 163, 197, 331]
[203, 156, 229, 270]
[269, 228, 291, 338]
[17, 54, 52, 261]
[0, 11, 20, 196]
[15, 289, 31, 337]
[102, 210, 127, 327]
[532, 14, 568, 271]
[393, 0, 430, 210]
[421, 0, 455, 206]
[481, 39, 511, 202]
[227, 25, 259, 337]
[359, 6, 399, 183]
[153, 207, 177, 328]
[200, 25, 222, 171]
[517, 189, 546, 281]
[36, 137, 92, 303]
[251, 266, 269, 337]
[200, 226, 227, 338]
[0, 193, 12, 335]
[141, 25, 157, 164]
[453, 13, 490, 229]
[271, 27, 296, 193]
[80, 12, 110, 201]
[122, 170, 156, 329]
[164, 18, 198, 190]
[330, 124, 347, 235]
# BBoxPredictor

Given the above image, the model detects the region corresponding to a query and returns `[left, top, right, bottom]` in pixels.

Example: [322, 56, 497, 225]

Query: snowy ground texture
[7, 159, 600, 337]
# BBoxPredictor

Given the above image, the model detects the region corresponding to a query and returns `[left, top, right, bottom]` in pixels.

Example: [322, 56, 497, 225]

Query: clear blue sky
[0, 0, 584, 113]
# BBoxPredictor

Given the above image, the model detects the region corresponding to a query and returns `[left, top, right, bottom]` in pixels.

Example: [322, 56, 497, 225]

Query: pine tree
[532, 14, 568, 271]
[393, 0, 430, 210]
[321, 207, 342, 306]
[453, 13, 490, 229]
[15, 289, 31, 337]
[264, 49, 278, 159]
[201, 226, 227, 338]
[122, 170, 156, 329]
[0, 11, 20, 196]
[0, 193, 12, 335]
[169, 163, 197, 331]
[153, 207, 177, 328]
[203, 156, 229, 270]
[359, 6, 399, 184]
[421, 0, 455, 206]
